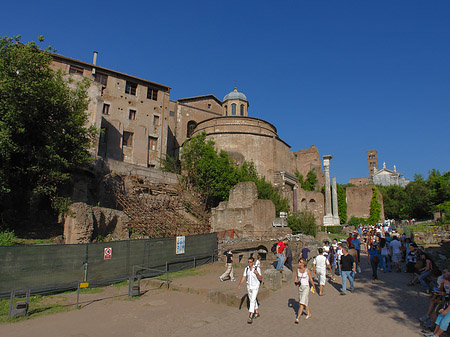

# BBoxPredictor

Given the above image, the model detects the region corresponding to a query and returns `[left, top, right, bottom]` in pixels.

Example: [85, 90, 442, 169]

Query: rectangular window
[149, 137, 158, 151]
[125, 81, 137, 95]
[123, 131, 133, 147]
[153, 115, 160, 126]
[100, 128, 107, 143]
[169, 111, 175, 117]
[129, 109, 136, 120]
[95, 73, 108, 86]
[102, 103, 110, 115]
[69, 65, 84, 75]
[147, 87, 158, 100]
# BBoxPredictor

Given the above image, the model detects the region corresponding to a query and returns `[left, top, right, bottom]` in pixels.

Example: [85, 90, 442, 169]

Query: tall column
[323, 155, 332, 217]
[332, 177, 340, 225]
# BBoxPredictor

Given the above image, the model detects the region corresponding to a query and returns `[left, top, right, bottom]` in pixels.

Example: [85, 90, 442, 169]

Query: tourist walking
[390, 236, 402, 272]
[294, 258, 315, 324]
[313, 248, 332, 296]
[368, 243, 380, 282]
[237, 257, 262, 324]
[339, 247, 356, 295]
[220, 248, 236, 282]
[301, 244, 310, 261]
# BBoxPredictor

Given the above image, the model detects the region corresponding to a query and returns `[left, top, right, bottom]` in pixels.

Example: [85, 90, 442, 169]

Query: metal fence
[0, 233, 217, 298]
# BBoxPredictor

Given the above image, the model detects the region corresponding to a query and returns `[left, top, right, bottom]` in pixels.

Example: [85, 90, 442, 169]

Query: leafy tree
[367, 186, 381, 224]
[287, 211, 317, 236]
[180, 132, 289, 213]
[336, 183, 347, 224]
[0, 36, 95, 227]
[378, 185, 409, 219]
[295, 169, 317, 191]
[404, 177, 433, 219]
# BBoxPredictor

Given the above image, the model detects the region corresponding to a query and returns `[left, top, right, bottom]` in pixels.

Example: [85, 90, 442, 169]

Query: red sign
[104, 247, 112, 260]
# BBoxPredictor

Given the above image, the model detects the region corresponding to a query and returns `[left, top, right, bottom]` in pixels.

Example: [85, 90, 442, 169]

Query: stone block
[263, 268, 282, 290]
[281, 266, 293, 283]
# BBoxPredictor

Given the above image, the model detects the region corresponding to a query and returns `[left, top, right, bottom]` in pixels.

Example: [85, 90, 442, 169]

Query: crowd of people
[220, 223, 449, 334]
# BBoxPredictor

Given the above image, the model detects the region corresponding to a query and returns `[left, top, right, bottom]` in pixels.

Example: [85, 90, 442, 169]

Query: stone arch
[187, 120, 197, 138]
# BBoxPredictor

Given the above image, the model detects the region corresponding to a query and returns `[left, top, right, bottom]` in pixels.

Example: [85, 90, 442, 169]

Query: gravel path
[0, 253, 430, 337]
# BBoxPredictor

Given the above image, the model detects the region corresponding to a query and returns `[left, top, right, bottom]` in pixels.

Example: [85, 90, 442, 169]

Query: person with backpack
[273, 238, 287, 271]
[313, 248, 332, 296]
[238, 256, 262, 324]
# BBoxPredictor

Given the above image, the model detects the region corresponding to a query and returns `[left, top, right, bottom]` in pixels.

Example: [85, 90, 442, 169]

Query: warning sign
[104, 247, 112, 260]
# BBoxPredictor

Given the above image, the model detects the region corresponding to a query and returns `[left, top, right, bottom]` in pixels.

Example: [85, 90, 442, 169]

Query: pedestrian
[284, 242, 293, 271]
[301, 244, 310, 261]
[220, 248, 236, 282]
[390, 236, 402, 272]
[255, 254, 262, 269]
[313, 248, 332, 296]
[339, 247, 356, 295]
[294, 258, 315, 324]
[335, 242, 343, 276]
[406, 245, 418, 285]
[237, 256, 262, 324]
[368, 243, 380, 282]
[380, 238, 392, 273]
[275, 238, 287, 271]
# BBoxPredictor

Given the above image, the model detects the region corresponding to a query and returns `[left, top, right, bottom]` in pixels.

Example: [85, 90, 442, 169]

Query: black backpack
[271, 242, 278, 253]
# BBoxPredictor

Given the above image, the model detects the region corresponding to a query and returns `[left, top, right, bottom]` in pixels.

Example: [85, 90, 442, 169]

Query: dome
[223, 87, 247, 102]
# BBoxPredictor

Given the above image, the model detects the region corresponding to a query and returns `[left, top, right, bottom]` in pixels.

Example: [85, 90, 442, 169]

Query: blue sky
[2, 0, 449, 184]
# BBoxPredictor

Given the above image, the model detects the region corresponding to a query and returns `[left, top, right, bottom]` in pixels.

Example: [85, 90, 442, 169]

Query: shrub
[320, 225, 343, 234]
[348, 216, 367, 227]
[287, 211, 317, 236]
[0, 229, 17, 246]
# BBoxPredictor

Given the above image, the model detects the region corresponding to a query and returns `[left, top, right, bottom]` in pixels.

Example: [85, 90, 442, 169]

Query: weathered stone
[263, 268, 282, 290]
[346, 185, 385, 221]
[211, 182, 291, 239]
[315, 232, 332, 245]
[281, 266, 293, 283]
[64, 202, 129, 244]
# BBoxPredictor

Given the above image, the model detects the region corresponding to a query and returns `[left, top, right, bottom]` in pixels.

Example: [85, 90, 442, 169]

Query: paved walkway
[0, 254, 430, 337]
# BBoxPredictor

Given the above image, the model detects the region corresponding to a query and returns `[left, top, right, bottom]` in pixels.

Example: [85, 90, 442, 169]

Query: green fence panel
[0, 233, 217, 298]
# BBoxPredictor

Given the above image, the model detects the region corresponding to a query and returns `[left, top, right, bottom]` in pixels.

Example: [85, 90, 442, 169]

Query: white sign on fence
[176, 236, 185, 255]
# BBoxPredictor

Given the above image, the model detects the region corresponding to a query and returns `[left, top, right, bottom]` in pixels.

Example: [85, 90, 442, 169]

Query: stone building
[372, 162, 410, 187]
[346, 185, 385, 221]
[49, 51, 326, 215]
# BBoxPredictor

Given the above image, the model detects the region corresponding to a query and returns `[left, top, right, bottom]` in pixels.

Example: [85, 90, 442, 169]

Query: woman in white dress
[294, 258, 315, 324]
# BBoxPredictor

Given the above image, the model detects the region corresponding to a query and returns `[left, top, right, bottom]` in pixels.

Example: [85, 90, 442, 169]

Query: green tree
[367, 186, 381, 224]
[378, 185, 409, 219]
[287, 211, 317, 236]
[295, 169, 317, 191]
[336, 183, 347, 224]
[0, 36, 95, 227]
[404, 176, 433, 219]
[180, 133, 289, 213]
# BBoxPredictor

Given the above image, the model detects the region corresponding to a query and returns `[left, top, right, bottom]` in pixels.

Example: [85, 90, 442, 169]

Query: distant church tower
[367, 150, 378, 178]
[222, 87, 249, 116]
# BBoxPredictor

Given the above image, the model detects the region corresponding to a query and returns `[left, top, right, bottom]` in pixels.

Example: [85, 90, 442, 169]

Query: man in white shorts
[313, 248, 332, 296]
[390, 236, 402, 272]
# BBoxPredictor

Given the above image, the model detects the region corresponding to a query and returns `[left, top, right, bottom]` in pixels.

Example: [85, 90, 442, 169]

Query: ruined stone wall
[211, 182, 289, 238]
[349, 177, 370, 186]
[297, 189, 325, 226]
[346, 185, 385, 221]
[293, 145, 325, 189]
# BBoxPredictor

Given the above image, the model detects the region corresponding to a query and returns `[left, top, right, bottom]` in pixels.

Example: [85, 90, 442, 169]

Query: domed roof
[223, 87, 247, 102]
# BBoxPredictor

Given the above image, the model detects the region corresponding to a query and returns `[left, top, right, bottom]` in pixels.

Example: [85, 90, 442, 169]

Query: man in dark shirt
[284, 242, 293, 271]
[301, 244, 310, 261]
[340, 247, 356, 295]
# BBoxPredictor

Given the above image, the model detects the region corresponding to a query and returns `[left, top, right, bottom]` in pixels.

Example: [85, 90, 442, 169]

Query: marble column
[332, 177, 340, 225]
[323, 155, 332, 216]
[323, 155, 333, 220]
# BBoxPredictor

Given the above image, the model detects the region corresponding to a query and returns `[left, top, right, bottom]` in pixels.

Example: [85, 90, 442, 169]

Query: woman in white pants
[238, 256, 262, 324]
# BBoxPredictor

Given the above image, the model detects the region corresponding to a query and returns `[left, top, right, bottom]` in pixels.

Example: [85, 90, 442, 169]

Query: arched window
[187, 121, 197, 138]
[240, 104, 244, 116]
[309, 199, 316, 203]
[231, 103, 236, 115]
[225, 105, 228, 116]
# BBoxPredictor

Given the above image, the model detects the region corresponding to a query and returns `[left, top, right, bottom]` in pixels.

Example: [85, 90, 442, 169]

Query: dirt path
[0, 254, 429, 337]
